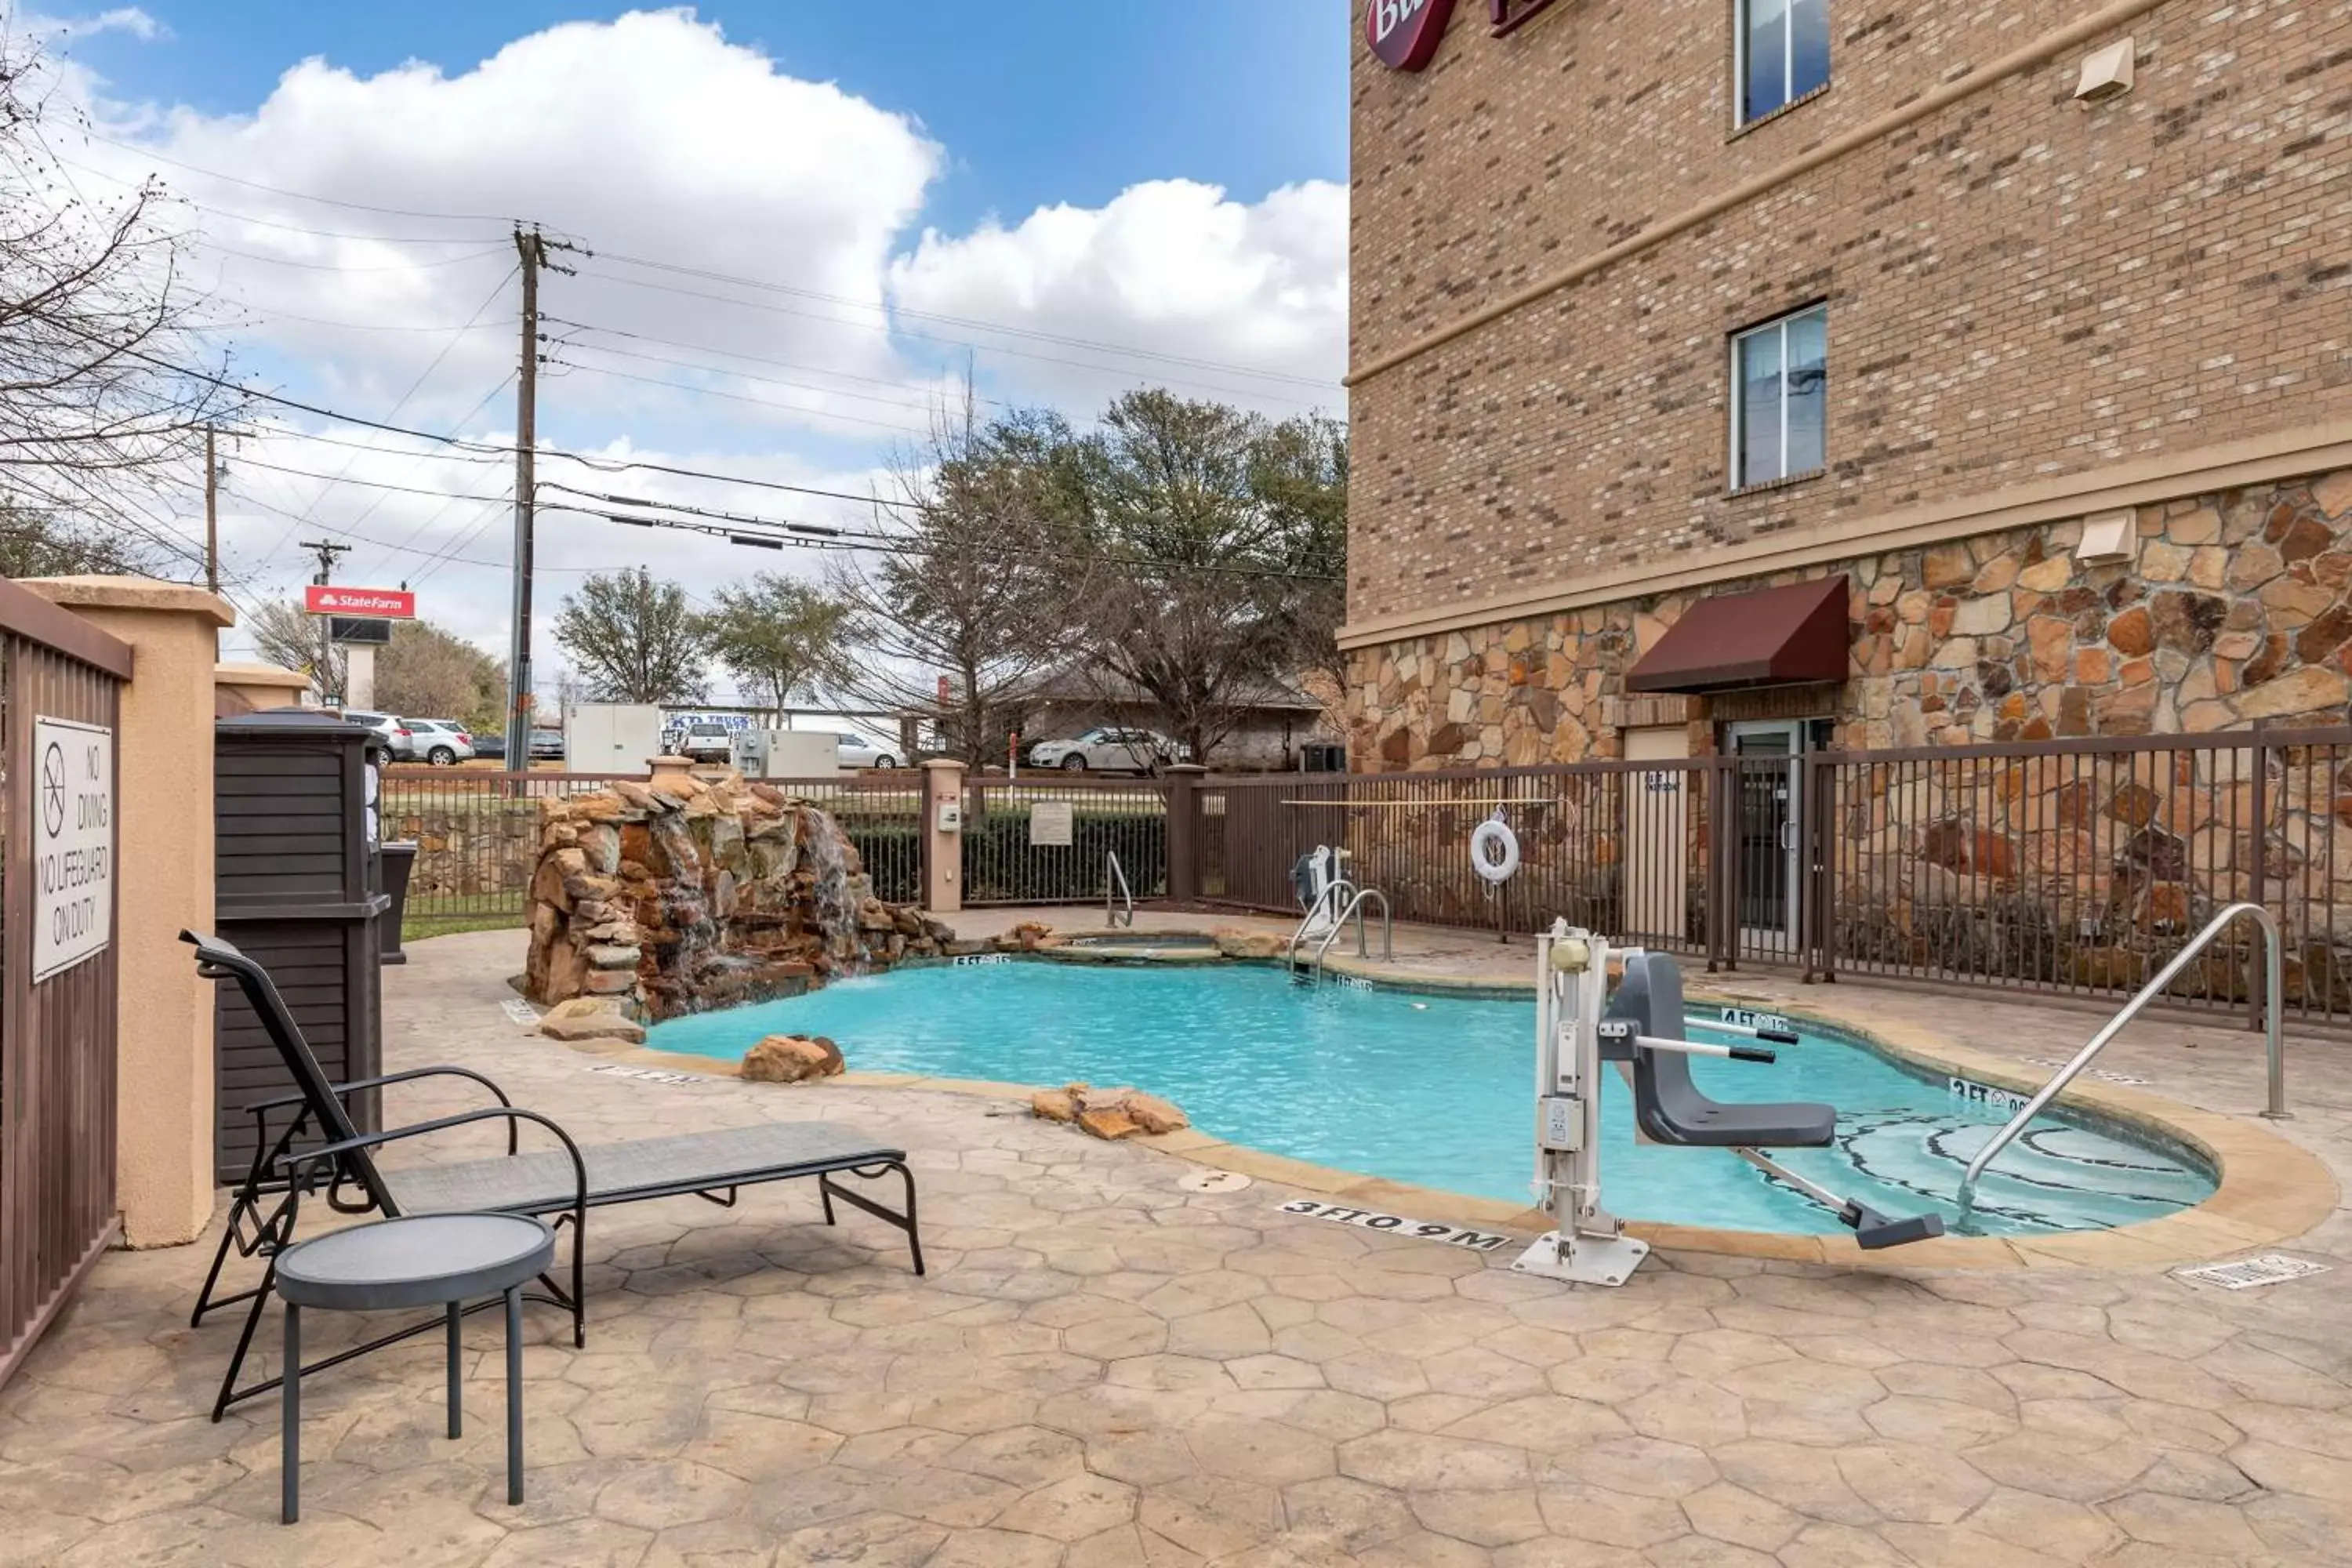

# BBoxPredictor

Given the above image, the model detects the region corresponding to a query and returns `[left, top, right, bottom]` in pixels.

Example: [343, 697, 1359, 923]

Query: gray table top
[276, 1213, 557, 1312]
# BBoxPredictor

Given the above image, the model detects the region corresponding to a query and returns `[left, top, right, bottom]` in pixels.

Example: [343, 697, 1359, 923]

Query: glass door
[1730, 721, 1802, 955]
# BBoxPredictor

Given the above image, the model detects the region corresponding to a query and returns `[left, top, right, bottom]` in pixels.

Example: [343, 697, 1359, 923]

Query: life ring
[1470, 816, 1520, 884]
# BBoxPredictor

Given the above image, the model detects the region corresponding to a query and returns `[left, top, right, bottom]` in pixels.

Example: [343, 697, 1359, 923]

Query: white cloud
[888, 178, 1348, 417]
[27, 9, 1348, 691]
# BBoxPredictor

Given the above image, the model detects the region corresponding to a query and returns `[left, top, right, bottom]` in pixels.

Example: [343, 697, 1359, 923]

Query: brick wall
[1346, 0, 2352, 631]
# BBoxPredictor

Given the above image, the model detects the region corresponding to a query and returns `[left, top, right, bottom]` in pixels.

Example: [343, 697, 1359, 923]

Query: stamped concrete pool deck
[6, 915, 2352, 1566]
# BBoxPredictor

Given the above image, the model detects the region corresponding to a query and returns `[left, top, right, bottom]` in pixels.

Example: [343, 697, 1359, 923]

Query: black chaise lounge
[183, 930, 924, 1421]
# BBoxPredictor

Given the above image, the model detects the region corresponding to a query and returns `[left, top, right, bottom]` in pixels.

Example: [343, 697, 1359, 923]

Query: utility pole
[504, 224, 580, 757]
[203, 426, 220, 595]
[298, 537, 354, 706]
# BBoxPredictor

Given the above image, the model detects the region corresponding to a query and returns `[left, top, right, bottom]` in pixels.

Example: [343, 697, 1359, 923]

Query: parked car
[339, 710, 416, 760]
[679, 720, 735, 764]
[405, 718, 475, 765]
[1028, 727, 1181, 774]
[472, 732, 506, 762]
[528, 728, 566, 762]
[835, 732, 900, 769]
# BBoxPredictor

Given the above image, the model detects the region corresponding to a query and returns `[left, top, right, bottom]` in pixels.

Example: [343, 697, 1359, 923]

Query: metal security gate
[0, 579, 129, 1392]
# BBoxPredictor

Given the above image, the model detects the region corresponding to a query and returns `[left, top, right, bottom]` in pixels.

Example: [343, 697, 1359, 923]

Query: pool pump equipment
[1516, 922, 1945, 1287]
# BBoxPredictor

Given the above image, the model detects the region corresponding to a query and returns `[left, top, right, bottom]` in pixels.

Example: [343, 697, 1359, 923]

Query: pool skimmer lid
[1178, 1170, 1252, 1193]
[2172, 1254, 2330, 1290]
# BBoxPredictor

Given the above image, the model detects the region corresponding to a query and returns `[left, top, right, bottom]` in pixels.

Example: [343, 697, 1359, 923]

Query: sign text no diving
[33, 716, 113, 982]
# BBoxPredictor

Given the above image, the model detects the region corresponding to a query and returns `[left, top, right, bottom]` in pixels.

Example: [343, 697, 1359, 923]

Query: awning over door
[1624, 575, 1851, 694]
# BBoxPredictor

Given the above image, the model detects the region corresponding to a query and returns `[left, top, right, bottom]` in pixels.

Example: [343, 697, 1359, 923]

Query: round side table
[273, 1212, 557, 1523]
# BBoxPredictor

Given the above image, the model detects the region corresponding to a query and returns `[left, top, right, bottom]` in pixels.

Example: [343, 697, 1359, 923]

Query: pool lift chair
[1514, 922, 1944, 1287]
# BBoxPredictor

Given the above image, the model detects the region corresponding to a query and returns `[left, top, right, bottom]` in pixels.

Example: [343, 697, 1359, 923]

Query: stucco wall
[27, 578, 235, 1247]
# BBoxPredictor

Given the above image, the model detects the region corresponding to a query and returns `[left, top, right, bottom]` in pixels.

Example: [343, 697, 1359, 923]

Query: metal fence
[383, 725, 2352, 1027]
[0, 579, 129, 1392]
[964, 775, 1170, 905]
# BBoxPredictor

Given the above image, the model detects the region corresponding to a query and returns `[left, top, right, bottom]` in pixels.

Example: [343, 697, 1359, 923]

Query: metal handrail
[1959, 901, 2286, 1201]
[1105, 851, 1134, 928]
[1285, 878, 1356, 968]
[1311, 887, 1394, 979]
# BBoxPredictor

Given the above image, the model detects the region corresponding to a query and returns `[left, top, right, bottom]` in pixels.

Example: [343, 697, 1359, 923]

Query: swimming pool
[647, 960, 2216, 1237]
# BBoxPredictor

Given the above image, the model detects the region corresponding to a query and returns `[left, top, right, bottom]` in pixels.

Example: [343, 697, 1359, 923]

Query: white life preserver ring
[1470, 816, 1520, 884]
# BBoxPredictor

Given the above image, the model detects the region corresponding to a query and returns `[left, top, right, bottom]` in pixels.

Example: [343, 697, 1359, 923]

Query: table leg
[446, 1301, 463, 1439]
[504, 1286, 524, 1505]
[281, 1303, 301, 1525]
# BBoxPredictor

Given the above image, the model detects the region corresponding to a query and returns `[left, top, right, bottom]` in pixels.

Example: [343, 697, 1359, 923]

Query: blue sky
[72, 2, 1348, 230]
[49, 3, 1352, 676]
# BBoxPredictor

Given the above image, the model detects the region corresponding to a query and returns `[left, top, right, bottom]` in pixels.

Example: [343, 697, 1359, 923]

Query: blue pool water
[648, 961, 2216, 1236]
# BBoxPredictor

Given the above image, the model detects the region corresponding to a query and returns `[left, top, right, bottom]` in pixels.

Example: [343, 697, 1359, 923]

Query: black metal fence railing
[963, 777, 1171, 906]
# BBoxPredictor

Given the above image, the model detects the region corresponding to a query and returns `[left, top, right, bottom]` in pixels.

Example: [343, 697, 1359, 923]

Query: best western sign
[1367, 0, 1560, 70]
[304, 585, 416, 619]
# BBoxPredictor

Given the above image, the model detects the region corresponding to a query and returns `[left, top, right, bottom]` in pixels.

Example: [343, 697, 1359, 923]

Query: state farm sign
[304, 585, 416, 619]
[1366, 0, 1455, 71]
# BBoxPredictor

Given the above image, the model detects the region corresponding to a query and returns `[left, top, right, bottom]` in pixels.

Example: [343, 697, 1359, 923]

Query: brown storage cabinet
[212, 712, 390, 1183]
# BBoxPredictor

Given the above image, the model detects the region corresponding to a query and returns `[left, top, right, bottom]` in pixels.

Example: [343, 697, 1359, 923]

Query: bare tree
[1062, 390, 1344, 764]
[376, 620, 506, 728]
[553, 568, 711, 704]
[829, 386, 1088, 767]
[248, 597, 344, 699]
[0, 499, 157, 576]
[0, 27, 242, 578]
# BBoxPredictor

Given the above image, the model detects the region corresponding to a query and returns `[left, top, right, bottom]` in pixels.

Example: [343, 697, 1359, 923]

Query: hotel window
[1738, 0, 1830, 124]
[1731, 306, 1827, 489]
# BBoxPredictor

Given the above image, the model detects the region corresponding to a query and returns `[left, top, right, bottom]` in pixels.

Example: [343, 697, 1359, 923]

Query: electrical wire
[547, 356, 933, 436]
[188, 241, 515, 273]
[543, 318, 1010, 408]
[53, 151, 513, 244]
[75, 129, 542, 227]
[551, 337, 960, 416]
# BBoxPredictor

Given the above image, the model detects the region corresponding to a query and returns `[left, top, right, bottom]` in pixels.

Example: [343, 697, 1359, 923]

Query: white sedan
[835, 732, 902, 769]
[1029, 728, 1181, 774]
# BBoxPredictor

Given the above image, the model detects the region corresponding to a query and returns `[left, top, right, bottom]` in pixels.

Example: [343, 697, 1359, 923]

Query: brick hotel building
[1343, 0, 2352, 773]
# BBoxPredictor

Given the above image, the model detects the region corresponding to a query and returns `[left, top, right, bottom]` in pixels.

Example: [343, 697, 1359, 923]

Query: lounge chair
[182, 930, 924, 1421]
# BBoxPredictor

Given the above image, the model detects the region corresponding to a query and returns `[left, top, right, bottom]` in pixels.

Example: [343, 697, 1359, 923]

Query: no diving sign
[33, 716, 113, 982]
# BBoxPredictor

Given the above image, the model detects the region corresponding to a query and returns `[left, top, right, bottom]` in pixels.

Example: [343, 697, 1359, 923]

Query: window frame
[1733, 0, 1828, 129]
[1727, 303, 1829, 494]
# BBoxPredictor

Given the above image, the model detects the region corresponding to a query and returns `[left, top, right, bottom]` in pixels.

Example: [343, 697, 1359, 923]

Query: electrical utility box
[564, 703, 663, 774]
[739, 729, 840, 780]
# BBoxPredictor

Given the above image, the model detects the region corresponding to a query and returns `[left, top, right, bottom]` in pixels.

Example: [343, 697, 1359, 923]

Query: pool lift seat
[1512, 928, 1943, 1289]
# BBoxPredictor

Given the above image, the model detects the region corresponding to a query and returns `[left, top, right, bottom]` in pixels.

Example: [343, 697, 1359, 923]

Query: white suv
[835, 733, 900, 769]
[1029, 728, 1181, 774]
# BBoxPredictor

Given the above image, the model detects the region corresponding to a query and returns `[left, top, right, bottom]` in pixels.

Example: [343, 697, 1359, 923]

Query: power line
[546, 356, 933, 436]
[187, 240, 515, 273]
[75, 129, 543, 227]
[53, 152, 512, 244]
[579, 269, 1337, 411]
[550, 336, 967, 416]
[227, 454, 506, 502]
[543, 318, 1010, 408]
[593, 250, 1342, 390]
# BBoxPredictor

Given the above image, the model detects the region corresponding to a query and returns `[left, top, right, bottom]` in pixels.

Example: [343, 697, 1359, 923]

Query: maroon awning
[1624, 575, 1852, 694]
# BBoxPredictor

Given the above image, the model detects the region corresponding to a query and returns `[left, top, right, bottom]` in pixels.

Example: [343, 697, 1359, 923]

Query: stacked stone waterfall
[525, 768, 952, 1022]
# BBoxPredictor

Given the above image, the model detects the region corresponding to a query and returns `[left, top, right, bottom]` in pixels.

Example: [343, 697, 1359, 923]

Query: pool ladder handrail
[1285, 879, 1356, 970]
[1958, 900, 2287, 1203]
[1308, 887, 1394, 982]
[1105, 850, 1134, 929]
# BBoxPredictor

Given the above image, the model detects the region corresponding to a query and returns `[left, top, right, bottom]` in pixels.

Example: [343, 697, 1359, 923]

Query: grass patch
[404, 912, 526, 942]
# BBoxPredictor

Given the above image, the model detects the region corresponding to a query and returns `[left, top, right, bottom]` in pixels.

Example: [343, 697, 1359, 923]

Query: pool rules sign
[33, 716, 113, 982]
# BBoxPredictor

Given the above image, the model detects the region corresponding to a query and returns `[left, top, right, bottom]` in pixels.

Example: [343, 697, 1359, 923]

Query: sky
[22, 2, 1351, 695]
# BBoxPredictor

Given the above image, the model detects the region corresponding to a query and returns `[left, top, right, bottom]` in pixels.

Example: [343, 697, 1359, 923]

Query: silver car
[835, 732, 901, 769]
[1029, 727, 1180, 774]
[405, 718, 476, 766]
[339, 710, 416, 760]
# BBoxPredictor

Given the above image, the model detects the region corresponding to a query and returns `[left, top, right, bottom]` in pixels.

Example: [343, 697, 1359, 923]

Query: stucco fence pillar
[27, 577, 234, 1247]
[923, 758, 966, 913]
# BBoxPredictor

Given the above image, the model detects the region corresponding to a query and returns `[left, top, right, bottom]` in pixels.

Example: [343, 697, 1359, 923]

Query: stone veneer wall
[1348, 466, 2352, 768]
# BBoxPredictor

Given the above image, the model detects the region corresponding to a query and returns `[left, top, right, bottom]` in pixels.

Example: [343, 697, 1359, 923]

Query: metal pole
[504, 227, 541, 763]
[203, 426, 219, 595]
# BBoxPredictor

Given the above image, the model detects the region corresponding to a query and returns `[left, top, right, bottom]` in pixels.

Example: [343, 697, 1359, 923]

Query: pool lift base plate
[1512, 1230, 1650, 1288]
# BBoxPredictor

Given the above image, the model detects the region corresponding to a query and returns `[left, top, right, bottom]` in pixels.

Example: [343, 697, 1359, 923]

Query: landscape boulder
[741, 1033, 846, 1083]
[1033, 1082, 1189, 1140]
[537, 996, 646, 1046]
[1212, 927, 1287, 960]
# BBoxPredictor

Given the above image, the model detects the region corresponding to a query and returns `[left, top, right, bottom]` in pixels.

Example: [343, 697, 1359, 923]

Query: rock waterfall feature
[524, 768, 952, 1023]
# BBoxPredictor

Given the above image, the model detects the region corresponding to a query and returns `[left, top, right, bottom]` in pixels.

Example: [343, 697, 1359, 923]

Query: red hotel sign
[304, 585, 416, 619]
[1367, 0, 1562, 70]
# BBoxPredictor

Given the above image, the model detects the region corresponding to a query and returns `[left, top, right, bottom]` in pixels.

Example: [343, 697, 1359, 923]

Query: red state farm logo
[1366, 0, 1456, 71]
